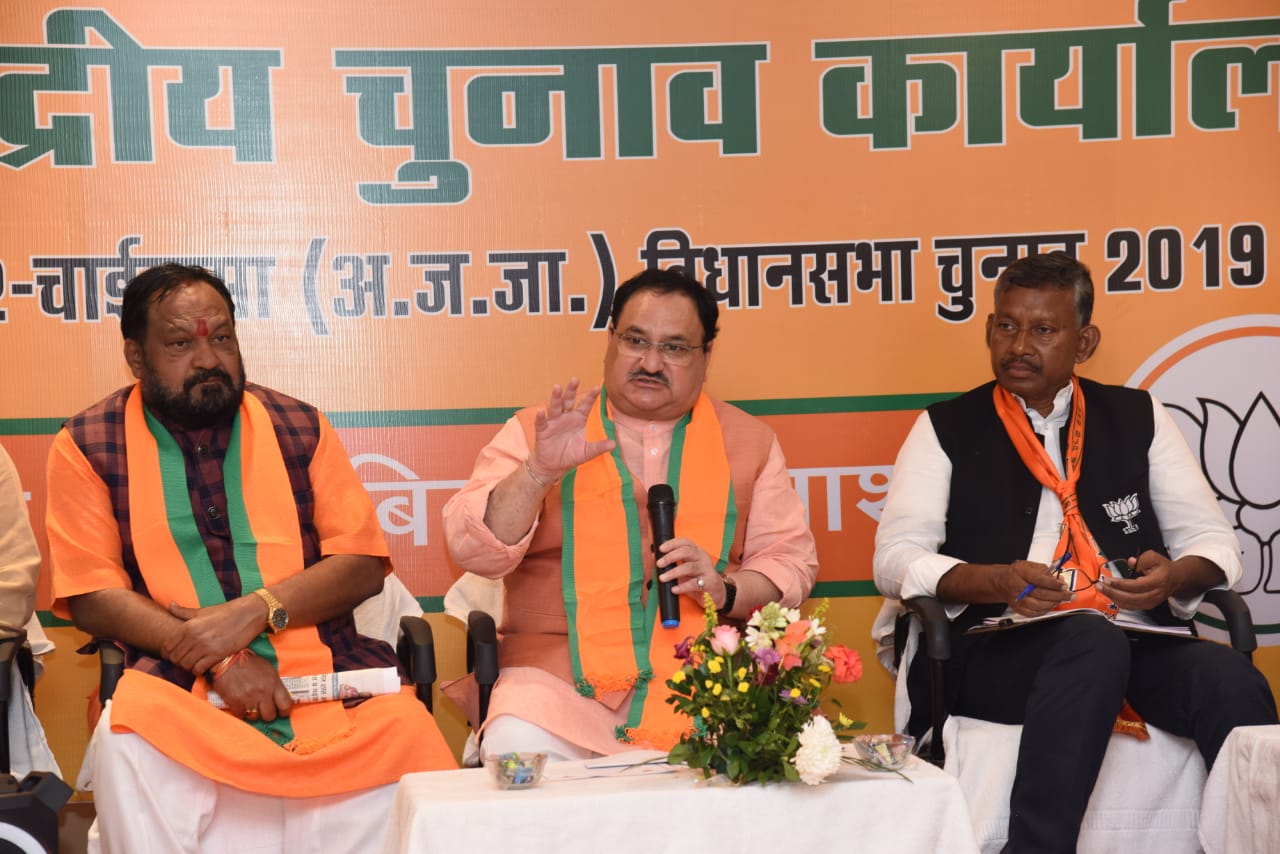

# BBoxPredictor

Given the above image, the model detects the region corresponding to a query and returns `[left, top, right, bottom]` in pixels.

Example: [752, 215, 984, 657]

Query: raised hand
[527, 378, 616, 482]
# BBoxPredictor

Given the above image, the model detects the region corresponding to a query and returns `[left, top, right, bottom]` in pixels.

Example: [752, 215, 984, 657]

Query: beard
[141, 363, 247, 430]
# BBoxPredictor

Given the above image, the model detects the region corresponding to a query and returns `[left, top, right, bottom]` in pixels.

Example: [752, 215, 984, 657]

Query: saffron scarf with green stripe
[560, 389, 737, 749]
[125, 388, 341, 747]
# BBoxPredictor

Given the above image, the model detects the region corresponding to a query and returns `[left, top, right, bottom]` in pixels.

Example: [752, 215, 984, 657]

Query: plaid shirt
[64, 383, 399, 689]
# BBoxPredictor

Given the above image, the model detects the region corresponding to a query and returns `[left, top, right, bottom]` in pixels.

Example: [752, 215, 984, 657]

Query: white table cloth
[382, 754, 978, 853]
[1199, 724, 1280, 854]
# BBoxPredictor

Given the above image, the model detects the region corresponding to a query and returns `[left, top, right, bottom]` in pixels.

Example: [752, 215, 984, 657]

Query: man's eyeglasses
[1054, 565, 1101, 593]
[1055, 559, 1129, 592]
[613, 331, 705, 366]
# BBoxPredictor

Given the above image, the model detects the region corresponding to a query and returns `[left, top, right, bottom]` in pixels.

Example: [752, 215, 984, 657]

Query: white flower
[793, 715, 842, 785]
[744, 625, 773, 652]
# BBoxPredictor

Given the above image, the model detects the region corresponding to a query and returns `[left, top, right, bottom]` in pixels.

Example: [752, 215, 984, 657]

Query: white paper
[970, 607, 1192, 637]
[207, 666, 399, 709]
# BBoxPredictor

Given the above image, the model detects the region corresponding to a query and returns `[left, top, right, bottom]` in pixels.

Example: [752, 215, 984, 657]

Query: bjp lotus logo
[1192, 393, 1280, 595]
[1102, 493, 1141, 535]
[1129, 315, 1280, 639]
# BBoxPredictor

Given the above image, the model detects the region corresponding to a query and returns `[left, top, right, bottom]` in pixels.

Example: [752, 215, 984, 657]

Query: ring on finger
[696, 577, 705, 590]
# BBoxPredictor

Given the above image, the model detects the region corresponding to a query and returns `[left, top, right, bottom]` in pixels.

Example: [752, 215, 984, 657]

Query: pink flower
[710, 625, 741, 656]
[824, 644, 863, 683]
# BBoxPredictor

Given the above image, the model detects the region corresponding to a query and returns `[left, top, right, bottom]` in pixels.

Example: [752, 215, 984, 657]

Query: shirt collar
[1014, 380, 1074, 434]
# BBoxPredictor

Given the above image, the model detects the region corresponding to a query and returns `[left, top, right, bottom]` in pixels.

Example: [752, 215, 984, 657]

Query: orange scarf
[993, 379, 1115, 616]
[107, 386, 456, 794]
[561, 389, 736, 749]
[993, 378, 1148, 739]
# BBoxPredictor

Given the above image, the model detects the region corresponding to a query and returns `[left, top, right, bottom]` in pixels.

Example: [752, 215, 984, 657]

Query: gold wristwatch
[253, 587, 289, 633]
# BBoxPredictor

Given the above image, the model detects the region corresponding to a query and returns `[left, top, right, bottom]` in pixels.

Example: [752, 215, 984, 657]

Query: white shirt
[873, 381, 1241, 622]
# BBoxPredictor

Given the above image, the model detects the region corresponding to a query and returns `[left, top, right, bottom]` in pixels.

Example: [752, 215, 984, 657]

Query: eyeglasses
[1052, 558, 1133, 593]
[612, 331, 705, 366]
[1053, 565, 1101, 593]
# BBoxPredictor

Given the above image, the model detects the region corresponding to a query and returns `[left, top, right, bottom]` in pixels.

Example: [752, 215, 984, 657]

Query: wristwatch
[717, 576, 738, 616]
[253, 587, 289, 633]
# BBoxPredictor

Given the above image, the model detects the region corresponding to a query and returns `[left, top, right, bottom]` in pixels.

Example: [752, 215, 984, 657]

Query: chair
[892, 589, 1257, 853]
[441, 573, 501, 765]
[0, 624, 68, 854]
[98, 575, 439, 711]
[2, 618, 60, 779]
[0, 630, 34, 772]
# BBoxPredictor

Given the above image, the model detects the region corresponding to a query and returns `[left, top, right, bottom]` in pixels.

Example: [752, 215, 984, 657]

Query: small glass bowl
[484, 752, 548, 790]
[852, 733, 916, 770]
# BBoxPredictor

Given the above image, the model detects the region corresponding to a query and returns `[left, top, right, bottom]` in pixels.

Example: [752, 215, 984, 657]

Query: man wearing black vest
[874, 251, 1276, 853]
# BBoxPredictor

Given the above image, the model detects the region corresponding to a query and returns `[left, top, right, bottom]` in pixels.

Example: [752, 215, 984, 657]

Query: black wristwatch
[718, 576, 738, 616]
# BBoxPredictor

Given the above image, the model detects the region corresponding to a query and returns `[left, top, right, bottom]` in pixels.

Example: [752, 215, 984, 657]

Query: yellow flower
[789, 688, 802, 699]
[736, 667, 748, 679]
[704, 680, 714, 689]
[712, 683, 723, 696]
[672, 671, 686, 684]
[808, 678, 822, 689]
[818, 663, 832, 673]
[701, 707, 711, 718]
[737, 681, 750, 693]
[838, 713, 853, 728]
[708, 658, 724, 674]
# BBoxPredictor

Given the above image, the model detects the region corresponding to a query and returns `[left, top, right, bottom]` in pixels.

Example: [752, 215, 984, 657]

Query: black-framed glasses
[1054, 564, 1102, 593]
[1055, 559, 1130, 592]
[612, 331, 705, 366]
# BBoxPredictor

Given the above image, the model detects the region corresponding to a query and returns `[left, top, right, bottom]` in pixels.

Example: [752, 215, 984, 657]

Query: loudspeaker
[0, 772, 71, 853]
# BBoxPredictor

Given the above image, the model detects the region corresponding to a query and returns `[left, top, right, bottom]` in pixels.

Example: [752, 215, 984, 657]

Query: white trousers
[480, 715, 597, 762]
[84, 701, 398, 854]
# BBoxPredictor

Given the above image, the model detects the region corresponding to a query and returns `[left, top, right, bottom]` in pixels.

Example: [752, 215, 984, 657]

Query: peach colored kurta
[443, 393, 817, 754]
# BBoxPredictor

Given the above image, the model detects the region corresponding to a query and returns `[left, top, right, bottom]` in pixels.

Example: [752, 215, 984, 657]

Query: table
[381, 754, 979, 853]
[1199, 724, 1280, 854]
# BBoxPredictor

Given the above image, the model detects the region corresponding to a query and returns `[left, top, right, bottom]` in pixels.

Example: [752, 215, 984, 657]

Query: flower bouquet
[665, 599, 865, 785]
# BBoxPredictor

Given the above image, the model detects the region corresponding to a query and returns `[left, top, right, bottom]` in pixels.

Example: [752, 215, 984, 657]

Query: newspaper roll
[206, 666, 400, 709]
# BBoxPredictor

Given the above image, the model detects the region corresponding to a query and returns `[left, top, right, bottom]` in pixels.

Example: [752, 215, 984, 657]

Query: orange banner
[1, 0, 1277, 630]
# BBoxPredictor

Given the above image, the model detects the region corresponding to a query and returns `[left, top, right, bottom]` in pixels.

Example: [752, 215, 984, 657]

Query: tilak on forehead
[196, 318, 208, 336]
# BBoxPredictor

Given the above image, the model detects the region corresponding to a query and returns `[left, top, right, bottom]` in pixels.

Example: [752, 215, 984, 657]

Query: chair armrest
[0, 631, 22, 703]
[99, 641, 125, 703]
[1200, 588, 1257, 657]
[903, 597, 951, 662]
[398, 615, 437, 712]
[900, 598, 950, 766]
[467, 610, 498, 728]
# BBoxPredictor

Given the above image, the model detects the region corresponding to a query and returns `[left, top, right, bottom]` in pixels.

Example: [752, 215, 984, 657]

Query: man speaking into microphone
[444, 267, 818, 760]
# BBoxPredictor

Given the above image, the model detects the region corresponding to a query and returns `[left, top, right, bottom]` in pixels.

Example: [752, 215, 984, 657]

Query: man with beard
[45, 264, 455, 852]
[873, 251, 1276, 853]
[443, 266, 818, 758]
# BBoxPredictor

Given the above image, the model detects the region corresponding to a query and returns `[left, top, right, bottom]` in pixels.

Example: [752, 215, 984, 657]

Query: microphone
[647, 484, 680, 628]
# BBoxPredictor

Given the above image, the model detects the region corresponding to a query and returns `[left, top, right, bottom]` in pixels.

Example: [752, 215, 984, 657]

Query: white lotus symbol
[1176, 393, 1280, 594]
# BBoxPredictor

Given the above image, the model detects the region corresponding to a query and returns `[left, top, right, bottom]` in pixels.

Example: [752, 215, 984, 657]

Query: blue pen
[1015, 550, 1070, 602]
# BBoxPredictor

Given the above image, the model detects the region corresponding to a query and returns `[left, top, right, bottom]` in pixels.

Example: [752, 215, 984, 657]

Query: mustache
[627, 368, 670, 387]
[1001, 357, 1039, 372]
[184, 367, 235, 393]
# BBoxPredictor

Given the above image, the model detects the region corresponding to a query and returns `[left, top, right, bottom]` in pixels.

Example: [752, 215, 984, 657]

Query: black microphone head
[647, 483, 675, 508]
